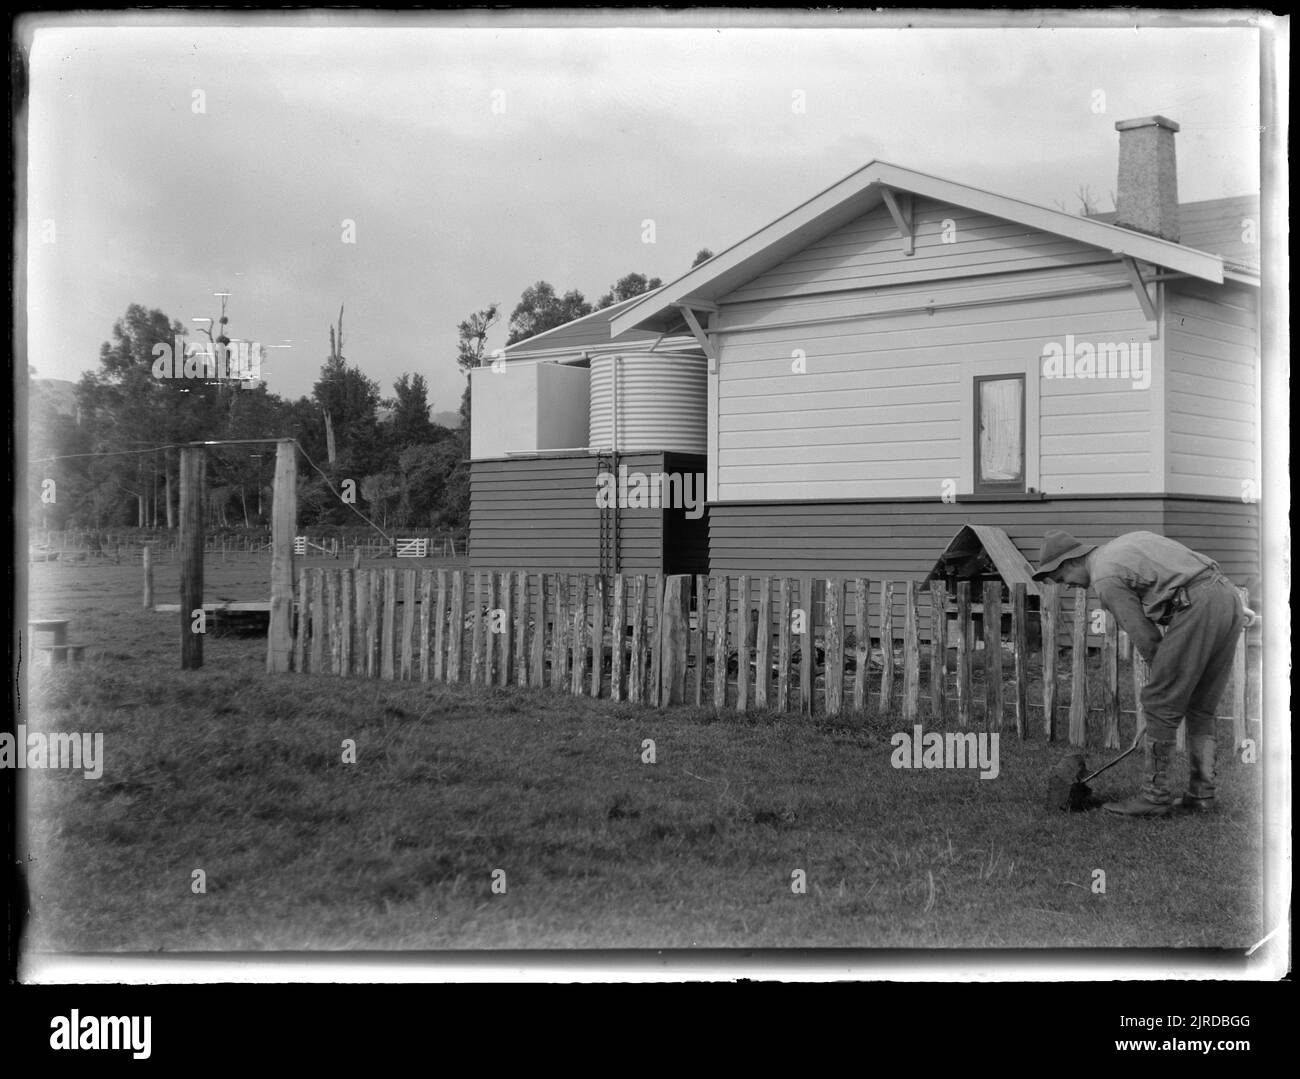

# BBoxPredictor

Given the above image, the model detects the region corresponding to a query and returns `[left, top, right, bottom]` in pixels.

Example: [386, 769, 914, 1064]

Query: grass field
[19, 558, 1266, 951]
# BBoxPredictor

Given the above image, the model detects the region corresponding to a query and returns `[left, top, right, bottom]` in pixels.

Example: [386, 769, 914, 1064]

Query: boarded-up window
[975, 375, 1025, 492]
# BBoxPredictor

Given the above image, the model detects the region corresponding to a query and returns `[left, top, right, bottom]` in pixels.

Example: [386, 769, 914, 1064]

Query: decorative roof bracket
[880, 187, 915, 255]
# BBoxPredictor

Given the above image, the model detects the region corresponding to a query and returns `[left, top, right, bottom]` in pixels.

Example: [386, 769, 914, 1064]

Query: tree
[389, 372, 436, 448]
[596, 272, 663, 310]
[691, 248, 714, 268]
[506, 281, 591, 346]
[311, 319, 381, 467]
[457, 304, 500, 372]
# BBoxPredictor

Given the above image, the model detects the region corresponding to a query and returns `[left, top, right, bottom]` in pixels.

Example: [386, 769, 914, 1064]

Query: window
[973, 374, 1025, 493]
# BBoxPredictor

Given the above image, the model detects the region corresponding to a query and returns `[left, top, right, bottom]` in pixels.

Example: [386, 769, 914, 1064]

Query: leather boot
[1176, 735, 1217, 814]
[1103, 734, 1174, 818]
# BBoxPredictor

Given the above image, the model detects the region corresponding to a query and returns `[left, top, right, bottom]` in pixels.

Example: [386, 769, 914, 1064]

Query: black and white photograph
[11, 8, 1288, 999]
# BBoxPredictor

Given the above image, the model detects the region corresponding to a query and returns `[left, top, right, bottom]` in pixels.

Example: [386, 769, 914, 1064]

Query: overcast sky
[21, 12, 1264, 413]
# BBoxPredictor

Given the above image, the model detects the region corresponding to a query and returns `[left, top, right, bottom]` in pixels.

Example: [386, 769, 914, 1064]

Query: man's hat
[1032, 530, 1097, 580]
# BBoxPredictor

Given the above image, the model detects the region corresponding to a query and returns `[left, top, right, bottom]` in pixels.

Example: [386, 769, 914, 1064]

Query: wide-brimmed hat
[1032, 530, 1097, 580]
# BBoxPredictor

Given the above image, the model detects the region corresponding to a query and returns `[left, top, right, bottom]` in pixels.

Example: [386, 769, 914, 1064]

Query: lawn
[18, 559, 1266, 952]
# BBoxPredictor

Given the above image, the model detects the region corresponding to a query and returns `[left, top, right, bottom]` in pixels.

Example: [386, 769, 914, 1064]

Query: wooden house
[471, 116, 1260, 611]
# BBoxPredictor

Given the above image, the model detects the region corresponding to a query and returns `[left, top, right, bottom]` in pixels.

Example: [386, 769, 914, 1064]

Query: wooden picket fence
[287, 569, 1256, 751]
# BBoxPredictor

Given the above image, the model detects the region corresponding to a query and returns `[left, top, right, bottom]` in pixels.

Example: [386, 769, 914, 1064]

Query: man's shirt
[1085, 532, 1218, 662]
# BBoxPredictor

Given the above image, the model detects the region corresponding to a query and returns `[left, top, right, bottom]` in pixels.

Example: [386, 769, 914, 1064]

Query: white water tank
[588, 352, 707, 453]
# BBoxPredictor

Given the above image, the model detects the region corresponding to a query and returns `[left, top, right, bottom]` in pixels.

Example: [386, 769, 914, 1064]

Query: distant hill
[32, 378, 78, 418]
[374, 406, 461, 429]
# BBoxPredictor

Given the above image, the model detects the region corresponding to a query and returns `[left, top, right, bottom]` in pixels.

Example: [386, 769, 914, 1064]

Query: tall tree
[597, 272, 663, 310]
[691, 248, 714, 268]
[389, 372, 436, 448]
[506, 281, 591, 346]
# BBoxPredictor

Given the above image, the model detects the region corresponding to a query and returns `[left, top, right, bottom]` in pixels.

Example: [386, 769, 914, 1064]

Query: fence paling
[736, 575, 752, 713]
[983, 581, 1002, 730]
[903, 580, 920, 722]
[1041, 582, 1059, 740]
[798, 576, 813, 716]
[1010, 583, 1028, 739]
[692, 575, 707, 707]
[823, 578, 843, 717]
[879, 580, 895, 712]
[930, 582, 946, 724]
[955, 581, 971, 728]
[776, 578, 792, 714]
[1101, 610, 1119, 749]
[571, 575, 588, 697]
[755, 577, 772, 710]
[712, 575, 728, 711]
[854, 578, 871, 716]
[1069, 587, 1088, 746]
[610, 575, 625, 701]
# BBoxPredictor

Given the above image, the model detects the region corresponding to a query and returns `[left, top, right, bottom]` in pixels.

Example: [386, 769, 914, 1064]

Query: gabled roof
[503, 290, 696, 357]
[611, 160, 1243, 338]
[922, 524, 1042, 597]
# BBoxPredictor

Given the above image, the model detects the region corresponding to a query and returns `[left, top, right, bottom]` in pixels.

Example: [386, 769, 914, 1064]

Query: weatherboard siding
[714, 202, 1155, 502]
[708, 495, 1259, 636]
[470, 451, 708, 575]
[1164, 281, 1258, 499]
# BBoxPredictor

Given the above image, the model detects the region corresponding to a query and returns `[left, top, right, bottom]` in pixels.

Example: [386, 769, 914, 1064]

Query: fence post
[660, 575, 691, 705]
[418, 570, 433, 682]
[929, 582, 946, 723]
[799, 576, 814, 716]
[776, 578, 793, 713]
[823, 578, 844, 717]
[629, 575, 647, 704]
[571, 575, 588, 697]
[1069, 586, 1088, 746]
[854, 578, 870, 715]
[983, 581, 1002, 730]
[647, 576, 663, 709]
[692, 575, 707, 707]
[755, 577, 772, 711]
[499, 571, 514, 688]
[295, 568, 309, 674]
[712, 575, 729, 710]
[400, 569, 417, 681]
[736, 575, 752, 713]
[609, 575, 625, 700]
[591, 575, 606, 698]
[515, 572, 529, 689]
[469, 572, 486, 686]
[447, 570, 464, 684]
[529, 574, 548, 690]
[553, 574, 570, 692]
[311, 569, 326, 675]
[267, 439, 297, 674]
[1010, 583, 1028, 739]
[879, 581, 895, 713]
[341, 568, 355, 676]
[903, 580, 920, 723]
[142, 545, 153, 609]
[1101, 609, 1119, 749]
[1040, 582, 1059, 740]
[380, 568, 397, 680]
[179, 445, 205, 670]
[955, 581, 971, 728]
[354, 572, 370, 678]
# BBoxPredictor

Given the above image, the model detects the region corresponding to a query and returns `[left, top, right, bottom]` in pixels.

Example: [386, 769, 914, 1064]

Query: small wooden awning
[922, 524, 1041, 597]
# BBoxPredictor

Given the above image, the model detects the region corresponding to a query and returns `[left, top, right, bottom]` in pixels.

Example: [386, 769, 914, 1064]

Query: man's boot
[1176, 735, 1217, 814]
[1103, 734, 1174, 818]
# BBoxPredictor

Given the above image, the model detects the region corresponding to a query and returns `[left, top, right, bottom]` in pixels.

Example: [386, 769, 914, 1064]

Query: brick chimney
[1113, 115, 1181, 243]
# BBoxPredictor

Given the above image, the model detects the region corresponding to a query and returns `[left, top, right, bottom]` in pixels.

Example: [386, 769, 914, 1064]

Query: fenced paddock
[286, 568, 1258, 752]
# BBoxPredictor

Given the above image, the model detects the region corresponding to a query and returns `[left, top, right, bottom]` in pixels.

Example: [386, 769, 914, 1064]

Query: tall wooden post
[179, 445, 205, 670]
[266, 439, 297, 673]
[142, 545, 153, 609]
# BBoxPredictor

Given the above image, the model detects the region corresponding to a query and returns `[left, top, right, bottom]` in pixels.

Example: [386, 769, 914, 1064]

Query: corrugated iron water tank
[588, 352, 707, 454]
